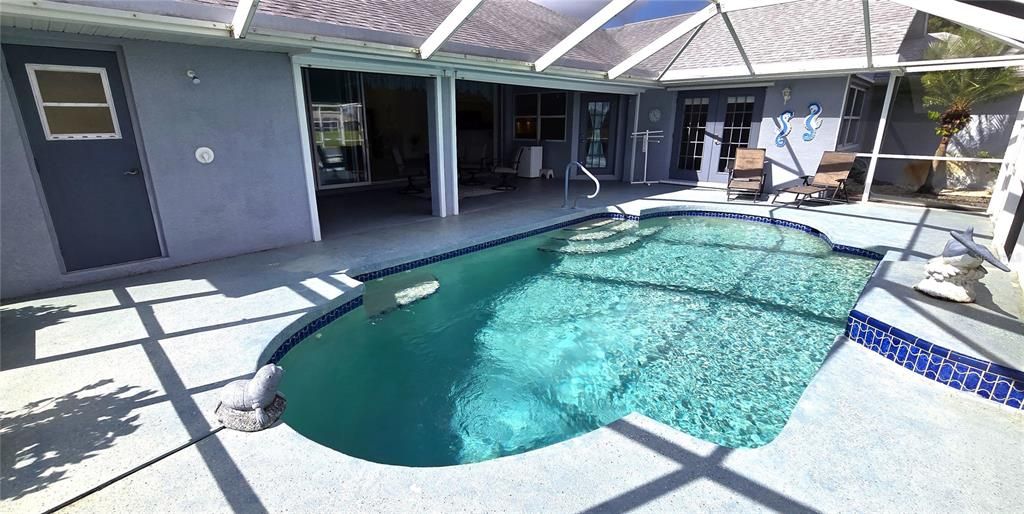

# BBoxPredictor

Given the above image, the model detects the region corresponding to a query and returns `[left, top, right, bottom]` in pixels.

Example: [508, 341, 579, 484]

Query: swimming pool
[277, 215, 876, 467]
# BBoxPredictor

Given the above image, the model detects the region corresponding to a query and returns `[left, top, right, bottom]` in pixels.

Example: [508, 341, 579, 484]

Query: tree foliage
[920, 30, 1024, 139]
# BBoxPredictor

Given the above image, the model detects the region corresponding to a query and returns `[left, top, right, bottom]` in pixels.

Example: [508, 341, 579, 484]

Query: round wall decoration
[195, 147, 215, 164]
[648, 108, 662, 123]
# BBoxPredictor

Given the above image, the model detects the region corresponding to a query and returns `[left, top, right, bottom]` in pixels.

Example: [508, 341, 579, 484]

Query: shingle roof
[79, 0, 926, 80]
[663, 0, 918, 75]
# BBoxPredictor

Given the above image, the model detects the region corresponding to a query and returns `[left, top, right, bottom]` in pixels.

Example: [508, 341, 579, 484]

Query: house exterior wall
[501, 85, 573, 174]
[0, 33, 313, 299]
[756, 77, 849, 189]
[988, 95, 1024, 274]
[636, 77, 847, 189]
[626, 89, 677, 183]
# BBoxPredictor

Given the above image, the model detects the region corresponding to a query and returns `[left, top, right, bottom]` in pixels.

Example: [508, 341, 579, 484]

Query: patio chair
[726, 148, 766, 201]
[773, 151, 856, 207]
[392, 146, 427, 195]
[492, 147, 524, 192]
[460, 142, 490, 186]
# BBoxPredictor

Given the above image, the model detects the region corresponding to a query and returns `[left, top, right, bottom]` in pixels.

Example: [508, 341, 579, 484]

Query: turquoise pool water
[279, 216, 875, 467]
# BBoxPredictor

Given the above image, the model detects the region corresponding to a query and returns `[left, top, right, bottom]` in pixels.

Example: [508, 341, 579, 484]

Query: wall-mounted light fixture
[782, 86, 792, 105]
[186, 70, 200, 85]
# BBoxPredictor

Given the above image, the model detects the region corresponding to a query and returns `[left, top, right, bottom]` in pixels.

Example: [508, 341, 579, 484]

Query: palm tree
[916, 30, 1023, 194]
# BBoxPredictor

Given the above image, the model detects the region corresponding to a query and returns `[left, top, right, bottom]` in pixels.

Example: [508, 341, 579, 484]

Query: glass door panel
[304, 68, 370, 188]
[578, 93, 619, 176]
[717, 95, 756, 173]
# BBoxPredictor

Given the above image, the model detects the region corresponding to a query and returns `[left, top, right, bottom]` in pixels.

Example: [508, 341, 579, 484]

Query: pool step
[539, 226, 662, 255]
[363, 270, 440, 316]
[564, 218, 618, 231]
[550, 221, 637, 242]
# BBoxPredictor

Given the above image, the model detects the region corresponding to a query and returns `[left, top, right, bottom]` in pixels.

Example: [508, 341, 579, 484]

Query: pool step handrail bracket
[563, 161, 601, 209]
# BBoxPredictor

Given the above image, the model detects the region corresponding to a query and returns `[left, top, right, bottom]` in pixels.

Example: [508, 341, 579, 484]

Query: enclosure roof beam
[419, 0, 484, 60]
[608, 2, 718, 79]
[657, 20, 707, 81]
[716, 0, 801, 13]
[862, 0, 873, 68]
[890, 0, 1024, 46]
[230, 0, 260, 39]
[535, 0, 637, 72]
[720, 10, 754, 76]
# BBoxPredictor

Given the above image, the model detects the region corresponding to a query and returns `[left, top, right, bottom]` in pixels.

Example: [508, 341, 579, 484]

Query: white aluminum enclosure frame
[534, 0, 636, 72]
[230, 0, 260, 39]
[418, 0, 483, 60]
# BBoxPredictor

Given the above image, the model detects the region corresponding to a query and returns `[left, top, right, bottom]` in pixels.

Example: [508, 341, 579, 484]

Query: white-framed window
[838, 84, 866, 149]
[25, 63, 122, 141]
[513, 92, 566, 141]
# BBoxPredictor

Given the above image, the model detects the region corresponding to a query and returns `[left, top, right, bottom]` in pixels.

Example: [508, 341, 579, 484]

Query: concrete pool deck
[2, 185, 1022, 512]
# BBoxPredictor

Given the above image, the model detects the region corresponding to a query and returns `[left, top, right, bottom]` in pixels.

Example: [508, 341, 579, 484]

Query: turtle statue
[914, 227, 1010, 303]
[215, 363, 287, 432]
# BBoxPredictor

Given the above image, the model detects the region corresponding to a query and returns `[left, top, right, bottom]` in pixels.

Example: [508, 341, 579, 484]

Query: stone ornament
[914, 227, 1010, 303]
[215, 364, 286, 432]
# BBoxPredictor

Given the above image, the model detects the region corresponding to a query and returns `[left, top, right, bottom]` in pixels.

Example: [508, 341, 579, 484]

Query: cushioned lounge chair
[726, 148, 766, 201]
[774, 151, 856, 207]
[492, 147, 524, 192]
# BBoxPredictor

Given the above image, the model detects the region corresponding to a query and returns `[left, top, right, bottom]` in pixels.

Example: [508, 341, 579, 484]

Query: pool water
[278, 216, 875, 467]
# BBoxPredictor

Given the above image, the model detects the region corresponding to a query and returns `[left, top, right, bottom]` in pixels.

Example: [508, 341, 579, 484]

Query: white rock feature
[363, 271, 441, 316]
[914, 227, 1009, 303]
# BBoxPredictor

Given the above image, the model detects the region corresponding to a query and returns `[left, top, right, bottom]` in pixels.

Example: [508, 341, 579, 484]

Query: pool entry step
[363, 270, 440, 316]
[538, 221, 662, 254]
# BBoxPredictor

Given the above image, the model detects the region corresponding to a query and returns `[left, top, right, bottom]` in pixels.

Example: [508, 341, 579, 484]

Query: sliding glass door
[304, 68, 370, 188]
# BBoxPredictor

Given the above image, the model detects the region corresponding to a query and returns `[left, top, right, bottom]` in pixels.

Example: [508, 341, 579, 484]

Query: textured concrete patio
[2, 184, 1022, 512]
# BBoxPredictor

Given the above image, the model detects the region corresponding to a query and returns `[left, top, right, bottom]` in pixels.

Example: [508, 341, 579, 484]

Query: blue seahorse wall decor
[775, 110, 794, 147]
[803, 102, 823, 141]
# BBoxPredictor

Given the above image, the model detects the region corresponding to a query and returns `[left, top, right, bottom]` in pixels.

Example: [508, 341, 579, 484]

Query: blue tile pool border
[845, 309, 1024, 410]
[265, 209, 882, 366]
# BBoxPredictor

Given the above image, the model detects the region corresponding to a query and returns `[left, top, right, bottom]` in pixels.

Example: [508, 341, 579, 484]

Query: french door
[672, 90, 763, 184]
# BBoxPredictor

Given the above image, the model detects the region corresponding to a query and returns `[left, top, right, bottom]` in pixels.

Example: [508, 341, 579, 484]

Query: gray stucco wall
[627, 89, 677, 183]
[1, 71, 66, 295]
[634, 77, 846, 189]
[500, 85, 573, 173]
[1, 33, 312, 299]
[757, 77, 849, 189]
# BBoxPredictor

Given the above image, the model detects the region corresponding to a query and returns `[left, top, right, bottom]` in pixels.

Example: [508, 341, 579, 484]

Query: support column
[426, 71, 459, 217]
[862, 71, 899, 202]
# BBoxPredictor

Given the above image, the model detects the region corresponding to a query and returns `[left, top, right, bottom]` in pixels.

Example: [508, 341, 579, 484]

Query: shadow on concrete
[0, 380, 155, 501]
[580, 418, 818, 513]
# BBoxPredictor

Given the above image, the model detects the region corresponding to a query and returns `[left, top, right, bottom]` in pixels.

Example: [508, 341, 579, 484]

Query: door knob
[124, 168, 140, 176]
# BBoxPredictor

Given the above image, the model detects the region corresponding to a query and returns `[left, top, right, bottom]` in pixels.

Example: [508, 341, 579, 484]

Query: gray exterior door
[3, 44, 161, 271]
[672, 89, 764, 184]
[578, 93, 619, 176]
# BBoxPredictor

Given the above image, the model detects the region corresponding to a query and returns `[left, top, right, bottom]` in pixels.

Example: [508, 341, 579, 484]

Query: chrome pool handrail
[563, 161, 601, 209]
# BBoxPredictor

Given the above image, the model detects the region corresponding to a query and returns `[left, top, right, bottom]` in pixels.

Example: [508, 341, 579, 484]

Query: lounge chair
[392, 146, 427, 194]
[726, 148, 766, 201]
[773, 151, 856, 207]
[492, 147, 524, 191]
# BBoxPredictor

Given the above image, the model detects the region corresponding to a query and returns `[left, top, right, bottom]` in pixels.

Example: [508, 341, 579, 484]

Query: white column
[427, 71, 459, 217]
[862, 72, 899, 202]
[290, 59, 321, 241]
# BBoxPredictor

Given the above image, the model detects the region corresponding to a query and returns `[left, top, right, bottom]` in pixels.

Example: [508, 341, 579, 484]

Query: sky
[532, 0, 708, 27]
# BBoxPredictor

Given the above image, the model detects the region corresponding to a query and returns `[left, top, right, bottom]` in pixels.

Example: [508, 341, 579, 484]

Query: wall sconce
[782, 86, 792, 105]
[186, 70, 200, 85]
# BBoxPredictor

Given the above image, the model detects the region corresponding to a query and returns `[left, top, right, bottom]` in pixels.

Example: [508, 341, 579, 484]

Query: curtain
[585, 101, 610, 168]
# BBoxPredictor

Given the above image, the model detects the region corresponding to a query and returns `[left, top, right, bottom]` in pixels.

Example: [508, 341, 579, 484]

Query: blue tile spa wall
[846, 309, 1024, 410]
[266, 209, 884, 366]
